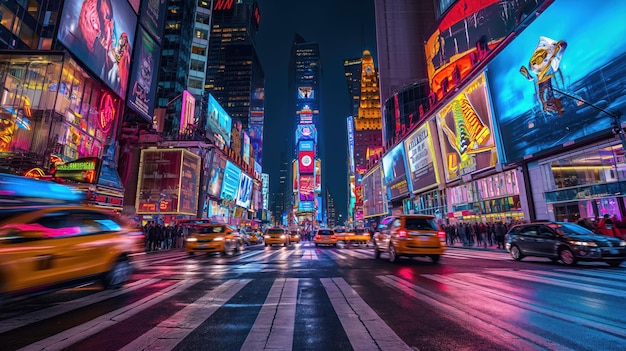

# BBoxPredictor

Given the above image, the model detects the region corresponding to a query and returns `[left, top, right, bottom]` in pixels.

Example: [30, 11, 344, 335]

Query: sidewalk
[447, 241, 509, 252]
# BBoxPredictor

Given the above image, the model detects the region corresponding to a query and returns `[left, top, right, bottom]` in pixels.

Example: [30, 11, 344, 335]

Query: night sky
[255, 0, 377, 221]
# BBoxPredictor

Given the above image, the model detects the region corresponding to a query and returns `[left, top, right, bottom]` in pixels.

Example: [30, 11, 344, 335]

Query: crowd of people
[142, 222, 189, 251]
[440, 221, 521, 249]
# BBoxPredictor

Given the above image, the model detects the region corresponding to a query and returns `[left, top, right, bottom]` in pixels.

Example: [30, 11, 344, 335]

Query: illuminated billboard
[207, 152, 227, 198]
[262, 173, 269, 210]
[487, 0, 626, 163]
[220, 161, 241, 201]
[426, 0, 544, 99]
[127, 27, 159, 123]
[404, 122, 440, 192]
[57, 0, 137, 99]
[236, 173, 253, 208]
[299, 150, 315, 174]
[436, 73, 498, 182]
[140, 0, 167, 43]
[298, 140, 314, 151]
[299, 201, 314, 212]
[180, 90, 195, 134]
[381, 143, 410, 200]
[363, 164, 388, 218]
[292, 160, 298, 192]
[242, 131, 251, 165]
[136, 149, 199, 215]
[297, 105, 315, 125]
[299, 175, 315, 201]
[296, 124, 317, 141]
[248, 124, 263, 165]
[206, 94, 232, 148]
[347, 116, 355, 173]
[298, 86, 314, 99]
[314, 159, 321, 193]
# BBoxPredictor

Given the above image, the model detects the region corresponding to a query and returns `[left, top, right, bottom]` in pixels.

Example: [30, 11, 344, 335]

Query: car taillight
[398, 230, 407, 238]
[315, 235, 321, 240]
[437, 230, 446, 241]
[331, 235, 337, 240]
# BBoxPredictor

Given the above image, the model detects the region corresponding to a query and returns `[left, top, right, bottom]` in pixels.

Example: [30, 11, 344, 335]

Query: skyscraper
[205, 0, 265, 164]
[343, 57, 363, 119]
[354, 50, 382, 174]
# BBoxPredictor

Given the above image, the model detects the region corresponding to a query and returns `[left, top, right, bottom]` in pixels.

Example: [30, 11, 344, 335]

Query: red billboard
[299, 150, 315, 174]
[299, 175, 315, 201]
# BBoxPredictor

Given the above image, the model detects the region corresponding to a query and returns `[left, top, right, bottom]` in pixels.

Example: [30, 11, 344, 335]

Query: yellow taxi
[0, 205, 139, 304]
[314, 228, 338, 247]
[373, 215, 446, 263]
[185, 224, 244, 255]
[264, 227, 290, 246]
[248, 230, 262, 244]
[344, 227, 371, 245]
[288, 230, 301, 244]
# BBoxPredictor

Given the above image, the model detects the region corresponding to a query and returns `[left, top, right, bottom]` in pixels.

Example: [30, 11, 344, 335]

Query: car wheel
[187, 252, 195, 256]
[374, 244, 381, 259]
[102, 257, 132, 289]
[549, 257, 559, 263]
[224, 241, 235, 256]
[510, 245, 524, 261]
[559, 248, 577, 265]
[388, 244, 398, 263]
[430, 255, 440, 264]
[607, 260, 623, 267]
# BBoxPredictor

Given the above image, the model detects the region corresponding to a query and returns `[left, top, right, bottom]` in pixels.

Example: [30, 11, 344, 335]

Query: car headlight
[264, 235, 270, 239]
[620, 241, 626, 247]
[187, 237, 197, 242]
[213, 237, 224, 241]
[280, 235, 285, 238]
[569, 241, 597, 247]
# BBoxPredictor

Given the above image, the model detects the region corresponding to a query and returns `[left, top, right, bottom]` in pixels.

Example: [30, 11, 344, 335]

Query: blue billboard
[487, 0, 626, 163]
[206, 94, 232, 148]
[220, 160, 241, 201]
[236, 173, 253, 208]
[381, 143, 411, 200]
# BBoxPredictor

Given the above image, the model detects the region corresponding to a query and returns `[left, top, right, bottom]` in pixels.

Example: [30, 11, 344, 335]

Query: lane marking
[240, 278, 298, 351]
[18, 279, 201, 351]
[321, 277, 412, 351]
[120, 279, 251, 351]
[322, 250, 348, 260]
[0, 279, 159, 334]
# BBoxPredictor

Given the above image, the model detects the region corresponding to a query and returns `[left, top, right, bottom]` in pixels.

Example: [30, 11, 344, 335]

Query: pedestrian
[495, 222, 507, 249]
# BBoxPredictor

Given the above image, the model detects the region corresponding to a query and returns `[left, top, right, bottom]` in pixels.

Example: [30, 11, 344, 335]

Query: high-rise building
[289, 34, 322, 224]
[326, 189, 337, 228]
[205, 0, 264, 164]
[271, 148, 291, 225]
[374, 0, 436, 144]
[354, 50, 382, 174]
[343, 57, 362, 119]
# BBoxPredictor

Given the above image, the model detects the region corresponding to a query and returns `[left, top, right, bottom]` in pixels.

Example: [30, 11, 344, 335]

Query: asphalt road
[1, 242, 625, 351]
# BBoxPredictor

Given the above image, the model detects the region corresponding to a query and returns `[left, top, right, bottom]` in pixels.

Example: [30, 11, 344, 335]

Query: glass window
[0, 5, 16, 31]
[27, 0, 39, 18]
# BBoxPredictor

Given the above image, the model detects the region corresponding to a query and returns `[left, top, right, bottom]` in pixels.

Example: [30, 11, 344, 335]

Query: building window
[189, 59, 205, 72]
[195, 29, 208, 40]
[0, 5, 16, 32]
[188, 78, 203, 90]
[191, 45, 206, 56]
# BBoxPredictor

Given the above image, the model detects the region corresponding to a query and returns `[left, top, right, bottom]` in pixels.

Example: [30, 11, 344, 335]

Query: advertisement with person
[404, 122, 440, 192]
[136, 149, 184, 214]
[296, 124, 317, 141]
[381, 143, 410, 200]
[206, 94, 232, 148]
[487, 0, 626, 163]
[207, 152, 227, 198]
[220, 160, 241, 202]
[180, 91, 195, 134]
[179, 151, 200, 215]
[436, 73, 498, 182]
[235, 173, 253, 208]
[127, 28, 159, 123]
[298, 86, 314, 99]
[57, 0, 137, 99]
[299, 175, 315, 201]
[140, 0, 167, 43]
[242, 131, 251, 165]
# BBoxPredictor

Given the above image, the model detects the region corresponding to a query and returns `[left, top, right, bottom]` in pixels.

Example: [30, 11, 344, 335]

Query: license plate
[199, 244, 206, 248]
[420, 236, 430, 241]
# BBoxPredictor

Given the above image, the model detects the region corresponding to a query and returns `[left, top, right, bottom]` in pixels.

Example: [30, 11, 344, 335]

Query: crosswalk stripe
[337, 249, 373, 260]
[422, 273, 626, 339]
[322, 250, 348, 260]
[321, 277, 412, 351]
[525, 270, 626, 288]
[377, 275, 555, 350]
[18, 278, 201, 351]
[120, 279, 251, 351]
[555, 269, 626, 279]
[240, 278, 298, 351]
[0, 278, 159, 334]
[489, 270, 626, 297]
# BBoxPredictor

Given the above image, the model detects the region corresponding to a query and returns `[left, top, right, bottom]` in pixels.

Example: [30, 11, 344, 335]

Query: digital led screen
[296, 124, 317, 141]
[347, 117, 355, 173]
[236, 173, 253, 208]
[58, 0, 137, 99]
[299, 175, 315, 201]
[180, 151, 200, 214]
[207, 152, 227, 198]
[127, 27, 159, 122]
[299, 150, 315, 174]
[299, 201, 314, 212]
[298, 86, 314, 99]
[242, 131, 250, 165]
[220, 161, 241, 201]
[404, 122, 439, 192]
[436, 73, 498, 181]
[381, 143, 410, 200]
[262, 173, 269, 210]
[136, 149, 187, 214]
[314, 159, 321, 193]
[180, 90, 195, 134]
[298, 140, 314, 151]
[206, 94, 232, 148]
[427, 0, 544, 100]
[363, 164, 388, 218]
[249, 123, 263, 165]
[487, 0, 626, 163]
[140, 0, 167, 43]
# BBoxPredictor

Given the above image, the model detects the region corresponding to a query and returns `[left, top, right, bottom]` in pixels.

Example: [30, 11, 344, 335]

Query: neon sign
[99, 93, 116, 134]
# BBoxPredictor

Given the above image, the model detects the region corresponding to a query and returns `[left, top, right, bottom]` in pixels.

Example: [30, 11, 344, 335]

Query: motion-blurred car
[289, 230, 301, 244]
[506, 221, 626, 266]
[373, 215, 446, 263]
[248, 230, 263, 244]
[333, 227, 347, 242]
[344, 227, 371, 245]
[0, 205, 139, 304]
[264, 227, 290, 246]
[185, 224, 244, 255]
[314, 229, 338, 247]
[239, 228, 251, 245]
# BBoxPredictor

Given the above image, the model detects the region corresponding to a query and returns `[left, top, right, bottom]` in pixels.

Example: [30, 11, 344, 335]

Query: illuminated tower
[354, 50, 382, 174]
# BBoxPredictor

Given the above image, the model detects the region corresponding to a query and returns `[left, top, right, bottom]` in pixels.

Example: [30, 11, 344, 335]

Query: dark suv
[506, 222, 626, 266]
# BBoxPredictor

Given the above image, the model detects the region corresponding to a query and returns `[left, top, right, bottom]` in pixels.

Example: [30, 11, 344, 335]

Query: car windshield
[318, 230, 333, 235]
[267, 229, 284, 234]
[196, 225, 227, 234]
[551, 222, 595, 236]
[355, 229, 365, 234]
[404, 218, 438, 230]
